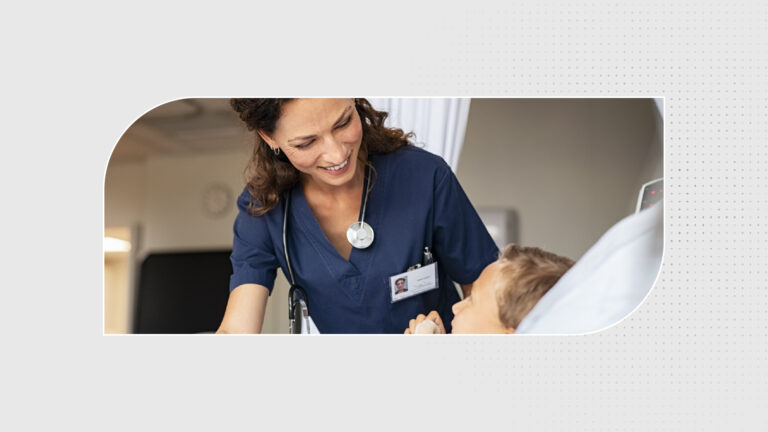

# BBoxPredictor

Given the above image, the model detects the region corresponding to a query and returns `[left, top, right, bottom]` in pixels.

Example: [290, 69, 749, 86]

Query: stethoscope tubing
[283, 165, 373, 328]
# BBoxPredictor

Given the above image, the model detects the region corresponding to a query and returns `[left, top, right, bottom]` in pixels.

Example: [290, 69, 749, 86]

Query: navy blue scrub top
[229, 146, 499, 334]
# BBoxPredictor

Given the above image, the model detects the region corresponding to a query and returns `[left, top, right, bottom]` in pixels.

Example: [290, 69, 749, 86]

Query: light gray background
[2, 1, 767, 431]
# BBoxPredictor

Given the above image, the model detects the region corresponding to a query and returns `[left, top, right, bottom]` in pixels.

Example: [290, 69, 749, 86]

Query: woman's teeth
[324, 158, 348, 171]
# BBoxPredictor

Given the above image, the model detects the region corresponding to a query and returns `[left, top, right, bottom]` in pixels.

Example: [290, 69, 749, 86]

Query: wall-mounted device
[476, 208, 517, 248]
[636, 178, 663, 213]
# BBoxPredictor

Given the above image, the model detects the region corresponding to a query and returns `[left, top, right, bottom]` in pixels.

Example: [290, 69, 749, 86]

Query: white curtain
[366, 98, 471, 172]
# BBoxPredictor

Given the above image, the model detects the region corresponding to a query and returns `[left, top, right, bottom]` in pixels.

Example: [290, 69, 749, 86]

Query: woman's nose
[322, 135, 347, 163]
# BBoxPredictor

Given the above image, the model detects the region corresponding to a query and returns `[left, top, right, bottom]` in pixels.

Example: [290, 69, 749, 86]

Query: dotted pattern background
[4, 2, 766, 431]
[408, 2, 768, 430]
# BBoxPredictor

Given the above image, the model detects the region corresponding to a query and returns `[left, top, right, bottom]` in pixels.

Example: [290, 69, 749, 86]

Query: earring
[273, 147, 280, 156]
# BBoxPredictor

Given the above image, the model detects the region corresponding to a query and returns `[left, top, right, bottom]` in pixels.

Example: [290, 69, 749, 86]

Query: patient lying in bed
[404, 244, 574, 334]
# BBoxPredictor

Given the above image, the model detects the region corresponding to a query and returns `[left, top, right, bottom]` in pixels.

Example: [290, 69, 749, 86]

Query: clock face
[202, 183, 233, 219]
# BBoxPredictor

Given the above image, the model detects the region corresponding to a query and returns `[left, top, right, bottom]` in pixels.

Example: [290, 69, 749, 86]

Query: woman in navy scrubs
[216, 98, 498, 334]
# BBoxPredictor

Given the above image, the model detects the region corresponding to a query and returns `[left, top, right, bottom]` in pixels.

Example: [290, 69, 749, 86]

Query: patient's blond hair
[494, 244, 575, 329]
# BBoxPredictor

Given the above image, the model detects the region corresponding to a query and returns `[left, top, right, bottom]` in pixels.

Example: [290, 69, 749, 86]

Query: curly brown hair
[494, 244, 575, 329]
[230, 98, 413, 216]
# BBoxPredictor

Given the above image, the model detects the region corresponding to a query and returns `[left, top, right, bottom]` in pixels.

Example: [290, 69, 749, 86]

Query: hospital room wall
[104, 151, 291, 334]
[456, 98, 662, 260]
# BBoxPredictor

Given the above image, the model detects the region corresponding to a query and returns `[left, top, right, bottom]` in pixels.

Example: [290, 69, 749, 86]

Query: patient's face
[451, 262, 511, 334]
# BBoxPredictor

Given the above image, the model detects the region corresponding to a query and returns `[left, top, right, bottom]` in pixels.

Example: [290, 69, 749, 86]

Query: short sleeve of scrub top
[228, 146, 499, 333]
[431, 154, 500, 285]
[229, 190, 280, 293]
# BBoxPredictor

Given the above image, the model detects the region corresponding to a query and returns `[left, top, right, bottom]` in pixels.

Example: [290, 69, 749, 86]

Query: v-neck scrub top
[229, 146, 499, 334]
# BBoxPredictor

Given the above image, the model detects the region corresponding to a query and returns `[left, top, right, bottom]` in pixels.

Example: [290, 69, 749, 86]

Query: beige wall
[105, 149, 251, 254]
[105, 149, 290, 333]
[457, 98, 662, 260]
[142, 151, 248, 252]
[104, 163, 146, 228]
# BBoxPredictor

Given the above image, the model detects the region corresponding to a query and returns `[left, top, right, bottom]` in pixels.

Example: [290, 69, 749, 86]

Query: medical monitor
[636, 178, 663, 213]
[133, 250, 231, 333]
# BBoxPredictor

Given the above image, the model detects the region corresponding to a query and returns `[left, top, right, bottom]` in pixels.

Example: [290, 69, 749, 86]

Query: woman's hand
[404, 310, 446, 334]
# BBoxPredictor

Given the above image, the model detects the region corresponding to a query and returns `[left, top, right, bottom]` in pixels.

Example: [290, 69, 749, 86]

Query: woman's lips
[321, 156, 351, 176]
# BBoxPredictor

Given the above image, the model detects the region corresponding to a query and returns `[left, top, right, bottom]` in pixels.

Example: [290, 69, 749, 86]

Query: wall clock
[202, 183, 233, 219]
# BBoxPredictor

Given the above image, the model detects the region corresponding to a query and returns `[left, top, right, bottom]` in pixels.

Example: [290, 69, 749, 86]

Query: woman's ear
[257, 130, 277, 150]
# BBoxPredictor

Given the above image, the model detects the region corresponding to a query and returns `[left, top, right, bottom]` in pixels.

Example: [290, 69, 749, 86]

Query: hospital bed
[516, 179, 663, 334]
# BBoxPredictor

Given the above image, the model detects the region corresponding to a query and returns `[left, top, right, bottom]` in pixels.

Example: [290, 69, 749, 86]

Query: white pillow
[516, 203, 663, 334]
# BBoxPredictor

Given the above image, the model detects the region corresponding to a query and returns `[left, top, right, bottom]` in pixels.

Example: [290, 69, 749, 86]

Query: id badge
[389, 262, 439, 303]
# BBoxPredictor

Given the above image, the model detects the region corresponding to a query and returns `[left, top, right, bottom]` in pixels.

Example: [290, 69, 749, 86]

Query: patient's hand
[404, 311, 446, 334]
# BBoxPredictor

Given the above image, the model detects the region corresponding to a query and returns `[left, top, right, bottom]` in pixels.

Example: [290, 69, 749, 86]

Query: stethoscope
[284, 165, 374, 333]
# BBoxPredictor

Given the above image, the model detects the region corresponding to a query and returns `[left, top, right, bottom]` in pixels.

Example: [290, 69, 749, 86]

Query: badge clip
[422, 247, 434, 266]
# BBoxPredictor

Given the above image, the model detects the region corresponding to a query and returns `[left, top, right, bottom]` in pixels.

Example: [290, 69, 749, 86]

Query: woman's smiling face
[259, 98, 364, 188]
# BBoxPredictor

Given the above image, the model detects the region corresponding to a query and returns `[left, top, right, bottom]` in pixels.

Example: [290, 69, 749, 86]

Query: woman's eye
[335, 116, 351, 129]
[295, 140, 314, 149]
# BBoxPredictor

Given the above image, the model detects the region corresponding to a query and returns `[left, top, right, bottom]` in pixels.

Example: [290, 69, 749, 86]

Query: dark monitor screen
[133, 250, 232, 334]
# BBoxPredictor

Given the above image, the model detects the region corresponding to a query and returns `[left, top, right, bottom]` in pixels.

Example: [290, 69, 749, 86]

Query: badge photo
[389, 262, 439, 303]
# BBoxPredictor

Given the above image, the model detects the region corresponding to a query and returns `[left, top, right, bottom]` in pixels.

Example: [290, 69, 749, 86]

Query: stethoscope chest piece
[345, 165, 375, 250]
[346, 221, 374, 249]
